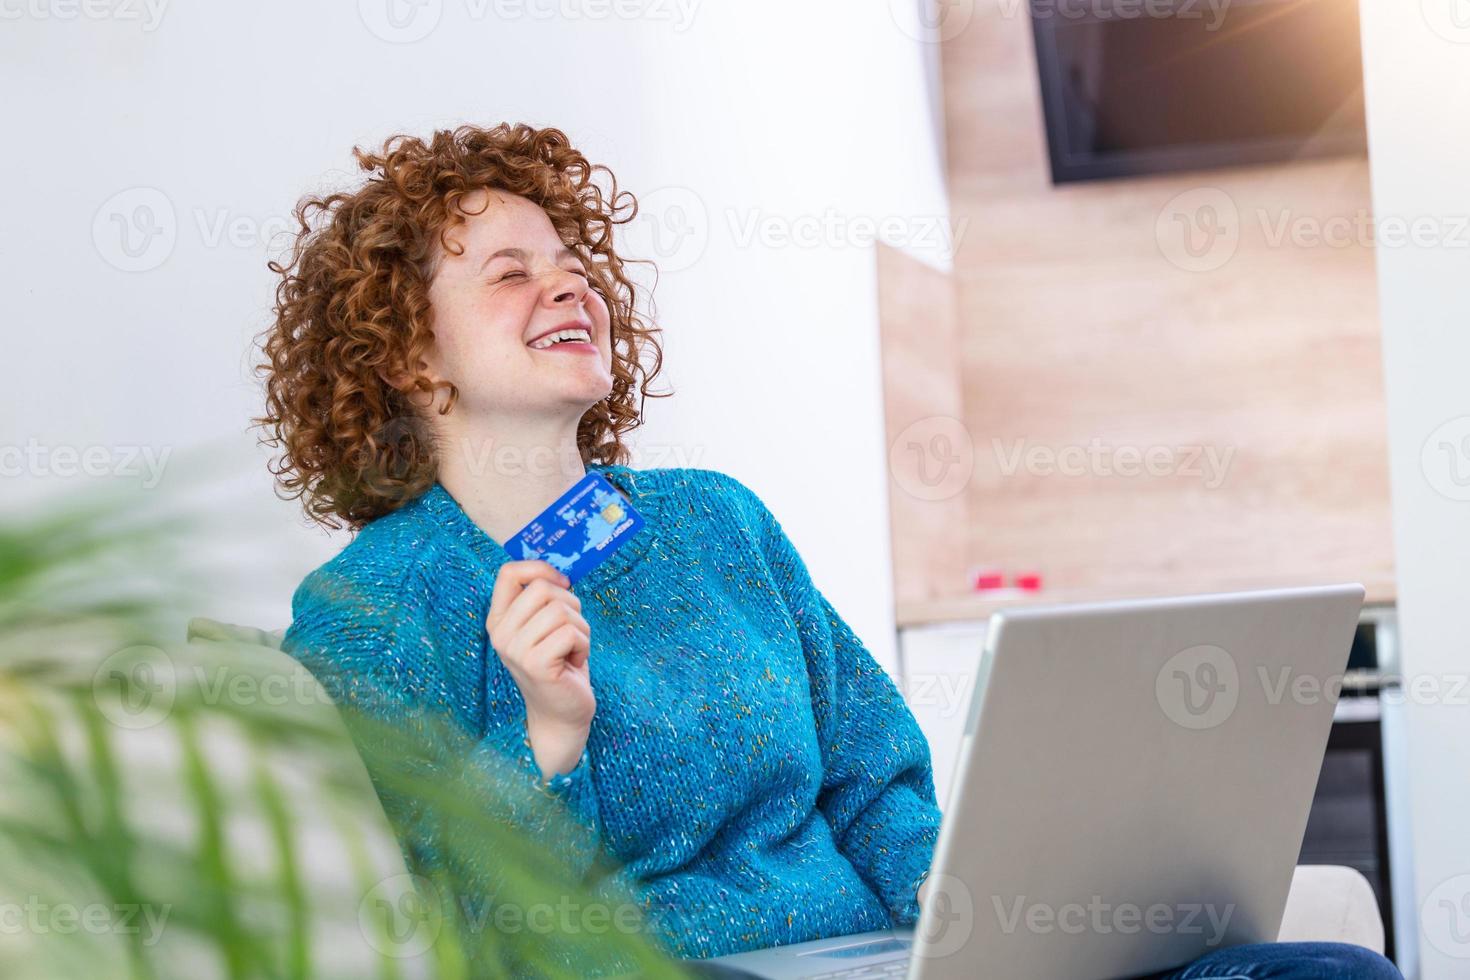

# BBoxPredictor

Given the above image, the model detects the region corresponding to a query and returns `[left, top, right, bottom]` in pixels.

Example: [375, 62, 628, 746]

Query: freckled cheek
[459, 294, 538, 351]
[429, 305, 531, 379]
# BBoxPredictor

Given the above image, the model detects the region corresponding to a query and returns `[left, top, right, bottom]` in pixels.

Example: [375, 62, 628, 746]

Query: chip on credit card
[507, 471, 645, 584]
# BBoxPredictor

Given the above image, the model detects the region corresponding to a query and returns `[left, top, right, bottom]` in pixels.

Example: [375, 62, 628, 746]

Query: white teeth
[529, 327, 592, 349]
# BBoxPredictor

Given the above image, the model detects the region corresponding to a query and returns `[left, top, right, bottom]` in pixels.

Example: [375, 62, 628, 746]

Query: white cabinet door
[899, 621, 989, 811]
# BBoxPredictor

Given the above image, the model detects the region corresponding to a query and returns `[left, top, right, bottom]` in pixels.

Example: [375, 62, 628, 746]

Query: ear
[377, 365, 411, 391]
[378, 356, 440, 391]
[379, 361, 444, 414]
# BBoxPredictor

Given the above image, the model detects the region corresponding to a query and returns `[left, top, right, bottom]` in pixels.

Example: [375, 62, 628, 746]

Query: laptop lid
[912, 584, 1365, 980]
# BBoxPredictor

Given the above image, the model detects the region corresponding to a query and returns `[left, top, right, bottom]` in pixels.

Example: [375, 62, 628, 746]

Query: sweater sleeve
[281, 561, 606, 920]
[720, 473, 942, 926]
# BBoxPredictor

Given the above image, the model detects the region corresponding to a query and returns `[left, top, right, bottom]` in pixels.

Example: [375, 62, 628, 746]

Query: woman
[257, 123, 1399, 979]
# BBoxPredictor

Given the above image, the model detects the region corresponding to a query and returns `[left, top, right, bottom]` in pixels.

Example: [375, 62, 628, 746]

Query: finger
[491, 576, 580, 642]
[566, 631, 591, 670]
[487, 561, 570, 624]
[499, 578, 582, 639]
[528, 622, 591, 672]
[525, 622, 592, 678]
[520, 598, 590, 652]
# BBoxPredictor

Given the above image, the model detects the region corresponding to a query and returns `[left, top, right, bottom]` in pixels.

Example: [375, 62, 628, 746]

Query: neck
[432, 411, 589, 545]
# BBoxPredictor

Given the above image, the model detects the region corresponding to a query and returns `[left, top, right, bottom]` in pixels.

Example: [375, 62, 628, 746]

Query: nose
[543, 267, 590, 308]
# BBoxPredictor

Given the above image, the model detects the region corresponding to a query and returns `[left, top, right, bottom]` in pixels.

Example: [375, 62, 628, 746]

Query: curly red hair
[253, 122, 666, 532]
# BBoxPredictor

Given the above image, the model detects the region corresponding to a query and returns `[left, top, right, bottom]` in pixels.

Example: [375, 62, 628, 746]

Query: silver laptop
[703, 584, 1365, 980]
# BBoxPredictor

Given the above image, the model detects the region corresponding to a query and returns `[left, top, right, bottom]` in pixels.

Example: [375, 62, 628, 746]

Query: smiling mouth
[527, 326, 594, 350]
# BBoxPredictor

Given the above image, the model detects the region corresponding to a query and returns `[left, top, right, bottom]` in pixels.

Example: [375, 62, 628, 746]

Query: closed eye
[496, 268, 586, 282]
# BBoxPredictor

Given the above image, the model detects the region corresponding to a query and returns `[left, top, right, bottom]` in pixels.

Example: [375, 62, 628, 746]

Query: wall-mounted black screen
[1030, 0, 1368, 183]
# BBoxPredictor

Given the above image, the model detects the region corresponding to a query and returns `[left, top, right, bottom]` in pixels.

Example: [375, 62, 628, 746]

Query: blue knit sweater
[282, 463, 942, 964]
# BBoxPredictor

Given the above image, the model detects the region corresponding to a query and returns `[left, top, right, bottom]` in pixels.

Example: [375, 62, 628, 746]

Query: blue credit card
[507, 471, 645, 584]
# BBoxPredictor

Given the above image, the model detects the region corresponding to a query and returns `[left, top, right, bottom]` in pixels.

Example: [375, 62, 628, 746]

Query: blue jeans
[1138, 941, 1401, 979]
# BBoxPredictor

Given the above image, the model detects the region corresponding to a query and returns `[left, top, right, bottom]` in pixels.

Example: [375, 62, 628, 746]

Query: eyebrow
[477, 245, 583, 273]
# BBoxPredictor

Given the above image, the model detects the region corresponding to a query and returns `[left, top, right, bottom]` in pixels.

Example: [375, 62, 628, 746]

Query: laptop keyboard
[803, 959, 911, 979]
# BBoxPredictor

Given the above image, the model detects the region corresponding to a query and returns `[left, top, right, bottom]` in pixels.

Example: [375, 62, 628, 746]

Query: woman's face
[421, 189, 614, 425]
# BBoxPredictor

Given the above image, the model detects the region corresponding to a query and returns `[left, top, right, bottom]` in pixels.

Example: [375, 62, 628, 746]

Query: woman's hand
[486, 560, 595, 781]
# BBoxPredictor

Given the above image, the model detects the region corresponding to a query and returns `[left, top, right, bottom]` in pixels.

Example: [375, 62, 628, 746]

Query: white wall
[1359, 3, 1470, 976]
[0, 1, 952, 673]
